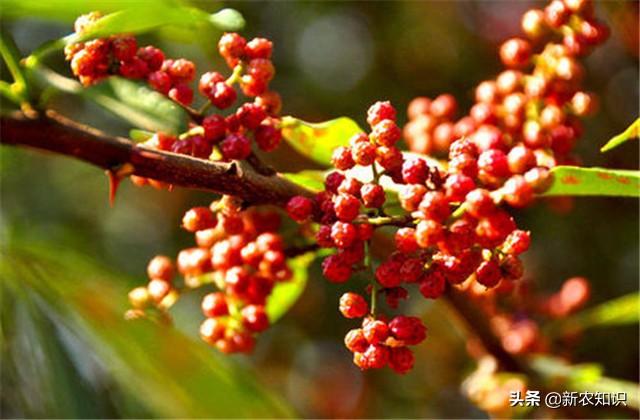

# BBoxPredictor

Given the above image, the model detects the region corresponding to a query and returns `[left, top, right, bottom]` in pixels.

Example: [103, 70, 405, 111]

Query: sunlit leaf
[27, 6, 244, 59]
[129, 129, 154, 143]
[281, 116, 364, 166]
[30, 66, 187, 134]
[601, 118, 639, 152]
[283, 170, 326, 193]
[0, 241, 295, 418]
[547, 293, 639, 336]
[530, 355, 640, 409]
[266, 252, 314, 323]
[541, 166, 640, 197]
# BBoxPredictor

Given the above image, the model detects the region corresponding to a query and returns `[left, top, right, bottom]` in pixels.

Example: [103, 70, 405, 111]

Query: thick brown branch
[0, 110, 312, 205]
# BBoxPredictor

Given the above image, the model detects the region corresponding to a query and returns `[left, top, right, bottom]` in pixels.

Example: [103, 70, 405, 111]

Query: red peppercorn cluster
[285, 100, 540, 372]
[404, 0, 607, 178]
[127, 195, 292, 354]
[345, 314, 427, 373]
[64, 13, 286, 187]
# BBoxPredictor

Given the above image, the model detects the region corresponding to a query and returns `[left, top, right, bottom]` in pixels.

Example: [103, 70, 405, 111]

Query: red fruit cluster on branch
[404, 0, 606, 170]
[66, 14, 283, 184]
[127, 196, 291, 353]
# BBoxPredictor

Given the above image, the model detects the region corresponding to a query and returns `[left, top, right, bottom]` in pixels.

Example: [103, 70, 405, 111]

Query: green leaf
[129, 129, 154, 143]
[547, 293, 639, 335]
[281, 116, 364, 166]
[541, 166, 640, 197]
[601, 118, 639, 152]
[282, 170, 327, 192]
[28, 6, 244, 59]
[265, 252, 314, 323]
[30, 66, 187, 134]
[530, 356, 640, 410]
[0, 241, 295, 418]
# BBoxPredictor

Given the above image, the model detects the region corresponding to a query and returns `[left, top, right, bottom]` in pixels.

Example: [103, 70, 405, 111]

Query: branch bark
[1, 109, 526, 374]
[0, 110, 313, 205]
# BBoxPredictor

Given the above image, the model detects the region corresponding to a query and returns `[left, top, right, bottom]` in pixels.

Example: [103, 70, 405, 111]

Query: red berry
[247, 58, 275, 83]
[367, 101, 396, 127]
[112, 36, 137, 62]
[200, 318, 226, 344]
[198, 71, 225, 96]
[399, 257, 424, 283]
[449, 137, 478, 158]
[316, 225, 334, 248]
[475, 259, 502, 288]
[360, 184, 385, 208]
[375, 146, 403, 171]
[182, 207, 217, 232]
[119, 56, 149, 79]
[524, 167, 553, 193]
[363, 344, 390, 369]
[375, 259, 403, 288]
[465, 189, 496, 218]
[235, 103, 266, 130]
[370, 119, 401, 147]
[407, 97, 431, 118]
[444, 174, 475, 202]
[395, 228, 419, 254]
[167, 58, 195, 82]
[415, 219, 444, 248]
[168, 83, 193, 106]
[503, 175, 534, 208]
[202, 292, 229, 317]
[210, 82, 237, 109]
[240, 74, 267, 97]
[286, 196, 314, 223]
[478, 149, 510, 178]
[389, 316, 426, 345]
[351, 140, 376, 166]
[507, 144, 536, 174]
[202, 115, 227, 143]
[255, 91, 282, 115]
[137, 46, 165, 71]
[339, 292, 369, 318]
[398, 184, 427, 212]
[389, 347, 414, 374]
[148, 278, 171, 302]
[338, 177, 363, 198]
[242, 304, 270, 332]
[219, 133, 251, 160]
[147, 70, 172, 94]
[324, 171, 346, 193]
[344, 329, 368, 353]
[245, 37, 273, 59]
[254, 123, 282, 152]
[419, 269, 446, 299]
[334, 193, 361, 222]
[418, 191, 450, 223]
[499, 38, 532, 68]
[402, 158, 429, 185]
[321, 254, 352, 283]
[331, 146, 355, 171]
[331, 221, 357, 249]
[218, 32, 246, 63]
[363, 319, 390, 345]
[502, 229, 531, 255]
[147, 255, 175, 282]
[430, 94, 457, 118]
[544, 0, 569, 28]
[448, 154, 478, 178]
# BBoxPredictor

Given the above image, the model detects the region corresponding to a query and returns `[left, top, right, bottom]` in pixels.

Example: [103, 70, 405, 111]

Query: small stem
[246, 151, 276, 176]
[365, 240, 378, 315]
[451, 202, 468, 219]
[226, 62, 245, 85]
[198, 101, 212, 116]
[358, 214, 413, 227]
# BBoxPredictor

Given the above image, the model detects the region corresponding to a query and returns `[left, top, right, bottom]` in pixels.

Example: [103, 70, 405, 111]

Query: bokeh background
[1, 1, 638, 418]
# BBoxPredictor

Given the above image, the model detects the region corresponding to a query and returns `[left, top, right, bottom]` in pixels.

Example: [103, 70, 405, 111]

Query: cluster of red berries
[127, 195, 292, 354]
[344, 312, 427, 373]
[285, 100, 538, 372]
[126, 254, 178, 322]
[404, 0, 607, 181]
[67, 14, 283, 170]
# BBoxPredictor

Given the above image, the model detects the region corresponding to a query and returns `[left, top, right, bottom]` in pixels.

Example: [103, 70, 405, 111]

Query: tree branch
[0, 110, 313, 205]
[1, 108, 526, 374]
